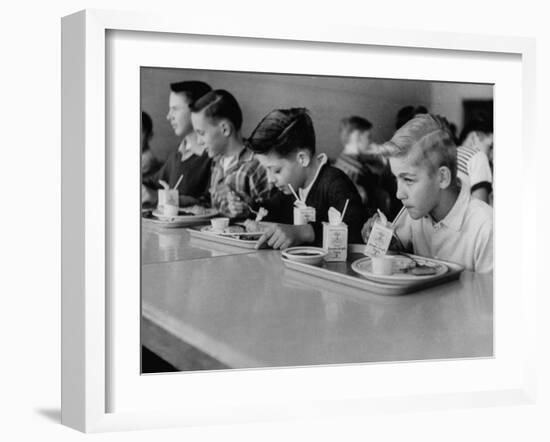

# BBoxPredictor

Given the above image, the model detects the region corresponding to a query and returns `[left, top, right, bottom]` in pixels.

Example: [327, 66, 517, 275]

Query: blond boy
[362, 114, 493, 273]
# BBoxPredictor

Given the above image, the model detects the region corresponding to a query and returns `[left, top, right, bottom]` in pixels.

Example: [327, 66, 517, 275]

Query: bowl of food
[281, 246, 328, 266]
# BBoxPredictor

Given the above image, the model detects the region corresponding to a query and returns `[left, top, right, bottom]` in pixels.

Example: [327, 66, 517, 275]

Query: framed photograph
[61, 9, 536, 433]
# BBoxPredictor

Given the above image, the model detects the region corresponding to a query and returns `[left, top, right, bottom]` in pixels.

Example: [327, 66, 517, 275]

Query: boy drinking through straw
[246, 108, 365, 250]
[361, 114, 493, 273]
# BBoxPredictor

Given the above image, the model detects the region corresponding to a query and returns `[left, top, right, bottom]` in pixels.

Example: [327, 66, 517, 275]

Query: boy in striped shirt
[456, 119, 493, 204]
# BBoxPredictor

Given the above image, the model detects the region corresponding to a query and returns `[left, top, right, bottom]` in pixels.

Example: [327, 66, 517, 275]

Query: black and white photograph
[140, 67, 494, 373]
[3, 0, 544, 439]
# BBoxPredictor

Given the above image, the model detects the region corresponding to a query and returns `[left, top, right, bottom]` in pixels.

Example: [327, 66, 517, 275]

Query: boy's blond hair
[381, 114, 457, 181]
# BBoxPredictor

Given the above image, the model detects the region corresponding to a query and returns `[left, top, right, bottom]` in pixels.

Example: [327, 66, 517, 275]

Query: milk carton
[293, 204, 316, 225]
[364, 221, 393, 257]
[158, 189, 179, 215]
[322, 207, 348, 262]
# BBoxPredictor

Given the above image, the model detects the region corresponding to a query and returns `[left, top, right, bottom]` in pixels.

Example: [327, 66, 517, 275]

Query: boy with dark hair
[190, 89, 272, 217]
[247, 108, 365, 249]
[362, 114, 493, 273]
[141, 80, 213, 207]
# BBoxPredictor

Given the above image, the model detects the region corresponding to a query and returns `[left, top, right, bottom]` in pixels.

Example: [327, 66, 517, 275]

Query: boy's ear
[296, 150, 311, 167]
[438, 166, 452, 189]
[220, 120, 232, 137]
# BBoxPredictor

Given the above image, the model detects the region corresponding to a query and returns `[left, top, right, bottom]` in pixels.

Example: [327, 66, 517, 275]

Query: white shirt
[395, 183, 493, 273]
[177, 134, 204, 162]
[298, 153, 328, 202]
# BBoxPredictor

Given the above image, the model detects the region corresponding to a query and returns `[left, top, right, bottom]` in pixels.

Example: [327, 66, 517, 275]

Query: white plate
[281, 247, 328, 266]
[351, 255, 448, 284]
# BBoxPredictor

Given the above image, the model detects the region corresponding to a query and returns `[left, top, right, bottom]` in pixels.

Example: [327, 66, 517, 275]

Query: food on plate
[392, 256, 416, 272]
[234, 233, 263, 241]
[222, 225, 245, 234]
[410, 265, 438, 276]
[186, 205, 208, 215]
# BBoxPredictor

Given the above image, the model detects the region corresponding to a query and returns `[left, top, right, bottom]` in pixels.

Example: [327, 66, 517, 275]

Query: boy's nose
[396, 183, 406, 200]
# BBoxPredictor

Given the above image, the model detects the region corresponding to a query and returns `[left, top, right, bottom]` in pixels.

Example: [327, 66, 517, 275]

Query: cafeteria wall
[141, 67, 492, 161]
[430, 82, 494, 131]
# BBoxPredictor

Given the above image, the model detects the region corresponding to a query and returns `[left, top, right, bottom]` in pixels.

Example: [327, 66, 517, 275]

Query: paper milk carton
[322, 207, 348, 262]
[157, 189, 179, 215]
[364, 221, 393, 257]
[293, 204, 316, 225]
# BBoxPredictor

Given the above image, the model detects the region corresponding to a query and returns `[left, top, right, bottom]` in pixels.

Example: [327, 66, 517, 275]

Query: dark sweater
[260, 165, 366, 245]
[142, 149, 212, 201]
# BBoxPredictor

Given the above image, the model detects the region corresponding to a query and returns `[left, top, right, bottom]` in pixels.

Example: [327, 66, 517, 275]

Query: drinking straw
[340, 199, 350, 220]
[158, 179, 169, 189]
[173, 174, 184, 190]
[287, 183, 301, 203]
[391, 205, 407, 228]
[390, 205, 407, 250]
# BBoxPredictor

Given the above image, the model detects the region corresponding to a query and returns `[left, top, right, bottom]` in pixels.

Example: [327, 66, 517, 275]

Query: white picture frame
[61, 9, 537, 433]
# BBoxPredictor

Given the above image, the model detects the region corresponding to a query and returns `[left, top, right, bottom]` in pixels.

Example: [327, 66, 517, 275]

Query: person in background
[395, 105, 428, 130]
[142, 81, 213, 207]
[338, 117, 353, 151]
[141, 111, 163, 180]
[248, 108, 366, 249]
[456, 119, 494, 205]
[190, 89, 272, 218]
[333, 116, 374, 204]
[334, 116, 400, 218]
[361, 113, 493, 273]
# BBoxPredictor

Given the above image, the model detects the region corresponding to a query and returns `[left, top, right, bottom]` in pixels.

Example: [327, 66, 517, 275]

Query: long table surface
[141, 220, 493, 370]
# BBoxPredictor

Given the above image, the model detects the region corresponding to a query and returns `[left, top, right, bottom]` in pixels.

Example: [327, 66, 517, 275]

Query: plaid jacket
[209, 146, 272, 217]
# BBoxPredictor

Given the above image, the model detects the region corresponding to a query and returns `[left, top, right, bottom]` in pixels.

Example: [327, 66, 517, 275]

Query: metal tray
[142, 208, 218, 228]
[281, 244, 464, 296]
[187, 226, 267, 249]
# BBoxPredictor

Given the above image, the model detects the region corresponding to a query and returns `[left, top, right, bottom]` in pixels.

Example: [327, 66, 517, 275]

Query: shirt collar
[178, 134, 204, 159]
[237, 145, 255, 162]
[299, 153, 328, 202]
[430, 180, 469, 232]
[214, 144, 254, 172]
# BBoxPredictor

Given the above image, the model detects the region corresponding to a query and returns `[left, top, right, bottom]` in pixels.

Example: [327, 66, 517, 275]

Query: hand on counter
[255, 223, 315, 250]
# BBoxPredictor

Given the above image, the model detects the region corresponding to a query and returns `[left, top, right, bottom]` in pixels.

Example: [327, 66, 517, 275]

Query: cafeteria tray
[142, 208, 218, 228]
[187, 226, 267, 249]
[281, 244, 464, 296]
